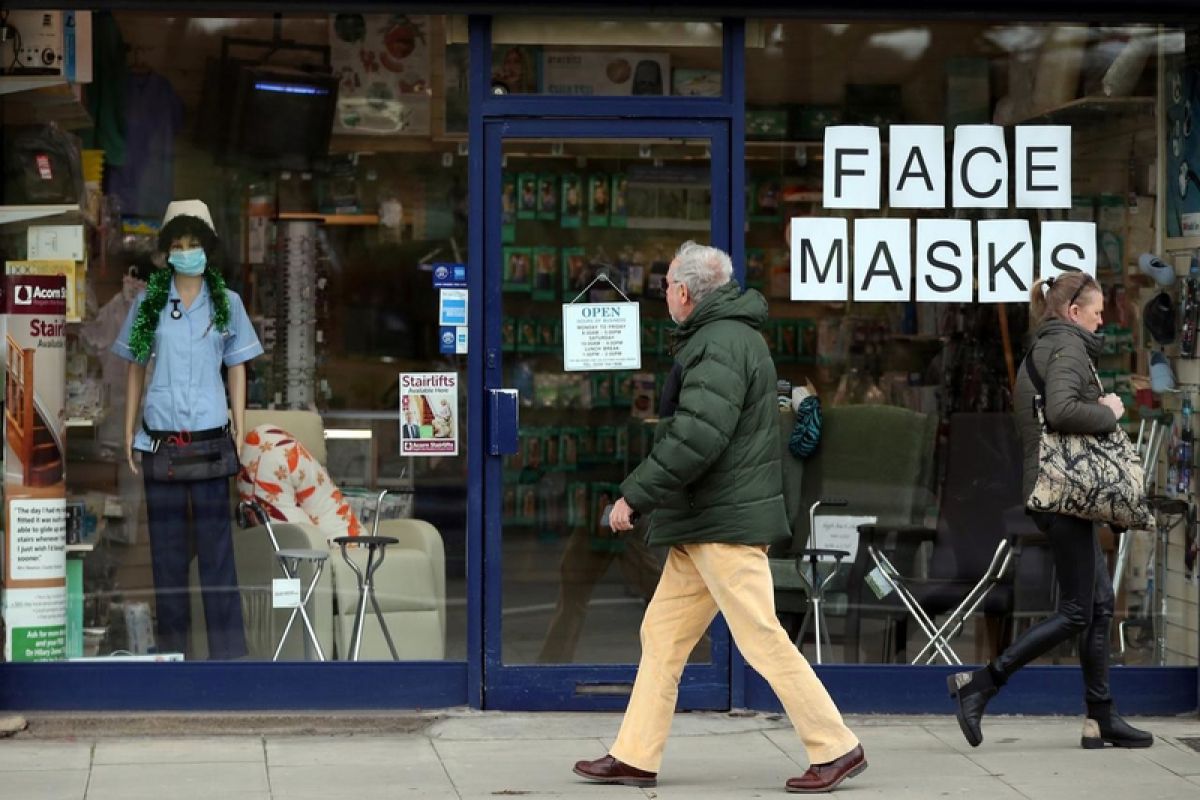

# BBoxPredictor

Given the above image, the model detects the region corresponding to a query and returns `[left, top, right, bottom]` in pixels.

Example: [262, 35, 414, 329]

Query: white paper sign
[854, 219, 911, 302]
[438, 289, 468, 327]
[978, 219, 1034, 303]
[1039, 221, 1097, 278]
[562, 303, 642, 371]
[916, 219, 974, 302]
[791, 217, 849, 301]
[889, 125, 946, 208]
[27, 225, 85, 261]
[7, 498, 66, 582]
[952, 125, 1008, 208]
[811, 515, 876, 562]
[1015, 125, 1071, 209]
[824, 126, 881, 209]
[272, 578, 302, 609]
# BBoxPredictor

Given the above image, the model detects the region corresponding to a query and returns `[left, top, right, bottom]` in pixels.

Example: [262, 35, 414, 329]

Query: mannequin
[112, 199, 263, 659]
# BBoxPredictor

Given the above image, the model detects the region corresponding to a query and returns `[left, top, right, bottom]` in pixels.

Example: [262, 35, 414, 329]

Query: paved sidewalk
[1, 711, 1198, 799]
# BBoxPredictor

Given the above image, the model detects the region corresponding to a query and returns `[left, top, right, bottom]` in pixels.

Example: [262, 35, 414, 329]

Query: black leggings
[992, 512, 1114, 704]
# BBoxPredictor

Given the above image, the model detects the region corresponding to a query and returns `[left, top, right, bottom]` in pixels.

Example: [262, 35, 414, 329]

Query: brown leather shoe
[573, 755, 658, 787]
[785, 744, 867, 793]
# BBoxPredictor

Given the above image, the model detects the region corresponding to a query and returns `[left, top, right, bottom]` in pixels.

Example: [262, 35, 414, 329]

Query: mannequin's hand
[126, 435, 139, 475]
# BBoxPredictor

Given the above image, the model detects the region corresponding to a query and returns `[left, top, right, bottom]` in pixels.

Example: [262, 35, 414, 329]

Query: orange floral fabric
[237, 425, 362, 538]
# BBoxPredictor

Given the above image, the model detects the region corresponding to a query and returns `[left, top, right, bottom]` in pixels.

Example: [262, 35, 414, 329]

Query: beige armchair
[189, 409, 446, 660]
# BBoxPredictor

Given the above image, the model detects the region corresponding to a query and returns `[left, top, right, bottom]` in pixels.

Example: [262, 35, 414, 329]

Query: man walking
[573, 242, 866, 794]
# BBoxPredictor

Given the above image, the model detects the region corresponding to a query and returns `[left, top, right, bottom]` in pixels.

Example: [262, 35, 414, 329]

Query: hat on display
[1149, 351, 1176, 394]
[162, 199, 216, 235]
[1143, 291, 1177, 345]
[1138, 253, 1176, 287]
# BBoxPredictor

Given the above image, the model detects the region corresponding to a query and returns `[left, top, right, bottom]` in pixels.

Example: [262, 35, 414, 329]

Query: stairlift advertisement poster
[399, 372, 459, 456]
[2, 274, 68, 661]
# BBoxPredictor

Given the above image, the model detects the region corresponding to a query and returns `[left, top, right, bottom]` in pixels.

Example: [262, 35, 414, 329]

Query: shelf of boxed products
[0, 76, 92, 129]
[1011, 95, 1155, 127]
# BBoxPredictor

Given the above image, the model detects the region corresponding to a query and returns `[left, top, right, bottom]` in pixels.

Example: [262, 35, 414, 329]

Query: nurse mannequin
[113, 199, 264, 659]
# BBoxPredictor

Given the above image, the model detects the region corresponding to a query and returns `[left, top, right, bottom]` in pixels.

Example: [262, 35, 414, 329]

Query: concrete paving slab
[1008, 776, 1198, 800]
[821, 775, 1029, 800]
[0, 741, 92, 771]
[85, 762, 269, 800]
[268, 765, 459, 800]
[436, 736, 620, 795]
[266, 735, 439, 768]
[0, 768, 88, 800]
[93, 736, 264, 765]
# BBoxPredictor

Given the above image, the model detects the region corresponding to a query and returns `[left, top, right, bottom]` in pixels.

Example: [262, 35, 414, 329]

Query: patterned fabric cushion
[237, 425, 363, 537]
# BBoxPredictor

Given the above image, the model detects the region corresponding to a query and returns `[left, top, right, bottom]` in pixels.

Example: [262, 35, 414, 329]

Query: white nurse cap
[162, 199, 216, 235]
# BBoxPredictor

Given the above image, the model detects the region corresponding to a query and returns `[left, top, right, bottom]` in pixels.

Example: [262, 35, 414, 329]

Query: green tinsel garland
[128, 268, 231, 362]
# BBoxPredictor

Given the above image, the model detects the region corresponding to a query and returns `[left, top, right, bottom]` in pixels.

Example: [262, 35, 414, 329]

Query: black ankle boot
[947, 667, 998, 747]
[1082, 701, 1153, 749]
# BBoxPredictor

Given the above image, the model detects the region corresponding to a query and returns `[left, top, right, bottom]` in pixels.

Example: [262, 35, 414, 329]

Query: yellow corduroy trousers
[609, 542, 860, 773]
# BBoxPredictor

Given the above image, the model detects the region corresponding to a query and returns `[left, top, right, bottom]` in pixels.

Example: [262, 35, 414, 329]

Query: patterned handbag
[1024, 354, 1153, 530]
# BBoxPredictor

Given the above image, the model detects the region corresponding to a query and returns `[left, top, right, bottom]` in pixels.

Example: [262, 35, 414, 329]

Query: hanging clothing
[105, 71, 183, 216]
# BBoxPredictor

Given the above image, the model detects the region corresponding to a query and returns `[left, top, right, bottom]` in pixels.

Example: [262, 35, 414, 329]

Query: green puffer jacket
[620, 282, 790, 547]
[1013, 319, 1117, 501]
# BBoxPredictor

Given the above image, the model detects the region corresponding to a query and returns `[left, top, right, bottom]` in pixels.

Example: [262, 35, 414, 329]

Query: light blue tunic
[112, 276, 263, 453]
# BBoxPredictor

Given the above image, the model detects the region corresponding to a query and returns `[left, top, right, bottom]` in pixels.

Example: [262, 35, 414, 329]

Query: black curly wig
[157, 214, 219, 257]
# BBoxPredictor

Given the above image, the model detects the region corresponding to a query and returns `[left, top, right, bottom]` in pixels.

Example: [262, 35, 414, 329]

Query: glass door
[482, 118, 733, 710]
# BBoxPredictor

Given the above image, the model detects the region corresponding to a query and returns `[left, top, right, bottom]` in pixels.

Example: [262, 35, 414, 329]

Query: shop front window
[1, 10, 466, 663]
[750, 20, 1199, 668]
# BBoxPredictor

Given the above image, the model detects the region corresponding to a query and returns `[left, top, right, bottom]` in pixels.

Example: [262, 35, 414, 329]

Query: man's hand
[609, 497, 636, 532]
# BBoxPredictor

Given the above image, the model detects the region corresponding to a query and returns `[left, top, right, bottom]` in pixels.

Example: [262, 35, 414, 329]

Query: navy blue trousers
[143, 475, 247, 660]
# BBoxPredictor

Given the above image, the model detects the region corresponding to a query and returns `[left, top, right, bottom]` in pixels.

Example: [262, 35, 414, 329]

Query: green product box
[610, 173, 628, 227]
[515, 484, 538, 524]
[503, 247, 532, 292]
[537, 173, 559, 220]
[532, 246, 558, 300]
[501, 173, 517, 242]
[560, 173, 583, 228]
[562, 246, 588, 297]
[746, 247, 767, 289]
[776, 320, 799, 363]
[595, 427, 618, 461]
[588, 173, 610, 227]
[746, 107, 789, 140]
[543, 428, 562, 469]
[612, 371, 634, 408]
[516, 317, 539, 353]
[517, 172, 538, 219]
[590, 372, 614, 409]
[790, 104, 843, 140]
[501, 316, 517, 352]
[560, 428, 582, 471]
[567, 482, 591, 527]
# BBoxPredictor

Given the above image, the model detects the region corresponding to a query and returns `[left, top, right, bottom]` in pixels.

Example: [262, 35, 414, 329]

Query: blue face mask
[168, 248, 207, 275]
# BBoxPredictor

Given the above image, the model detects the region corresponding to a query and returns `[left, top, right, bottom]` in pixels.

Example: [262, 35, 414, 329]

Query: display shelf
[1012, 95, 1155, 127]
[65, 543, 95, 554]
[65, 418, 95, 428]
[0, 77, 92, 129]
[276, 212, 380, 226]
[0, 204, 82, 226]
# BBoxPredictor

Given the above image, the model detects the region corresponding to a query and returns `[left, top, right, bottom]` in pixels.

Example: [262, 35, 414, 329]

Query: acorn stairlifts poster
[2, 274, 68, 662]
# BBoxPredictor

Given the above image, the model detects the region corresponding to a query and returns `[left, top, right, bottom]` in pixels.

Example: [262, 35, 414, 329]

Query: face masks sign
[791, 124, 1096, 304]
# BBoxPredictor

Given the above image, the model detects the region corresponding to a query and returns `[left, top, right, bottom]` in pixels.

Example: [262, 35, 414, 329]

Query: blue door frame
[478, 117, 735, 711]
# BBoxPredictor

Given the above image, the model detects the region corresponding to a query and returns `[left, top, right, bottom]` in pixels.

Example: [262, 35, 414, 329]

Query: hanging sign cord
[569, 272, 634, 305]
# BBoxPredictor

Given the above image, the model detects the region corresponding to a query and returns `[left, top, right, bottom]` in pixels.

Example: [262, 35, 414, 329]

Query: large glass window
[750, 21, 1198, 668]
[1, 10, 466, 663]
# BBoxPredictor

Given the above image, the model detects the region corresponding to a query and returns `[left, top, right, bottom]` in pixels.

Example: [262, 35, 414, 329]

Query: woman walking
[948, 269, 1153, 750]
